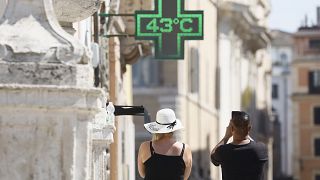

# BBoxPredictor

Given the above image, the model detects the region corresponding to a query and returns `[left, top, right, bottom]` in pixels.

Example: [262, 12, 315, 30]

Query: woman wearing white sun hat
[137, 108, 192, 180]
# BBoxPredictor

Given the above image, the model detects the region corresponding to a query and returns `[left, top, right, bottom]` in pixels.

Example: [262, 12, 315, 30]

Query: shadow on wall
[190, 135, 213, 180]
[189, 149, 213, 180]
[254, 108, 273, 142]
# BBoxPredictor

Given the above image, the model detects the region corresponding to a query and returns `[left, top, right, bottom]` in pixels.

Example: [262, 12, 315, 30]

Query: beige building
[292, 8, 320, 180]
[186, 0, 272, 179]
[176, 0, 218, 179]
[133, 0, 273, 180]
[217, 0, 272, 140]
[270, 30, 294, 179]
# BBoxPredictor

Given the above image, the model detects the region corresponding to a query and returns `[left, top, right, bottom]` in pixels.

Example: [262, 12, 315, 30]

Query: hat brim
[144, 119, 184, 134]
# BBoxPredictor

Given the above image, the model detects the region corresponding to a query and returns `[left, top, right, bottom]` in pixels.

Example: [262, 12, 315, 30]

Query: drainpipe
[108, 0, 121, 179]
[109, 37, 119, 180]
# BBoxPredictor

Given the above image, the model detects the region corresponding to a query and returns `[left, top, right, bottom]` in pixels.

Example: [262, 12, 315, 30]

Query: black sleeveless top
[144, 141, 186, 180]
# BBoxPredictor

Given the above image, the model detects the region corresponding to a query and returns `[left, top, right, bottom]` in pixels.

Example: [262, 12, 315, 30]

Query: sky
[268, 0, 320, 33]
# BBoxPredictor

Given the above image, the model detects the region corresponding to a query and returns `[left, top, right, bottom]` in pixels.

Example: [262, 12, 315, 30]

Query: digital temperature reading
[135, 0, 203, 59]
[145, 18, 194, 33]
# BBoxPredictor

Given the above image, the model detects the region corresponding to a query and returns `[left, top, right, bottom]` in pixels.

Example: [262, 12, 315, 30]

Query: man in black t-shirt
[210, 111, 268, 180]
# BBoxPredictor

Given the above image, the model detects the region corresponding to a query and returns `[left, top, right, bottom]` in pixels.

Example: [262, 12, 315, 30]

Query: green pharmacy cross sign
[135, 0, 203, 59]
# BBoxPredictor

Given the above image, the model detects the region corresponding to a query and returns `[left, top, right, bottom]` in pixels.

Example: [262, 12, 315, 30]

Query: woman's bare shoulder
[183, 143, 192, 156]
[139, 141, 151, 151]
[139, 141, 152, 162]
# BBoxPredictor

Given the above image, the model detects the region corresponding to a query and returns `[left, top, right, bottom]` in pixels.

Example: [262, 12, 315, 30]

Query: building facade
[217, 0, 272, 139]
[270, 30, 294, 179]
[216, 0, 273, 179]
[132, 0, 273, 179]
[292, 8, 320, 180]
[176, 0, 219, 179]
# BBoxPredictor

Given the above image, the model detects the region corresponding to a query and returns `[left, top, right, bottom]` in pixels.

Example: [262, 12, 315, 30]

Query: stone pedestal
[0, 85, 108, 180]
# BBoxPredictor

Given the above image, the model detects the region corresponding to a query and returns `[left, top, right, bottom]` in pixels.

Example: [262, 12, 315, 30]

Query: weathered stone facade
[0, 0, 89, 64]
[0, 85, 109, 180]
[0, 0, 115, 180]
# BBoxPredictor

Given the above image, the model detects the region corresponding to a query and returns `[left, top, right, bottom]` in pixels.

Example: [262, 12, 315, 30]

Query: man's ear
[248, 125, 252, 131]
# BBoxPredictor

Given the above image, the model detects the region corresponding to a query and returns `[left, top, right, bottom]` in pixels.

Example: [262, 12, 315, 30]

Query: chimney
[317, 7, 320, 26]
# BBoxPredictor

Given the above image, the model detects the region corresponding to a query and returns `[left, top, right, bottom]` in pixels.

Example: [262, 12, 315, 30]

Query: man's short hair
[231, 111, 251, 128]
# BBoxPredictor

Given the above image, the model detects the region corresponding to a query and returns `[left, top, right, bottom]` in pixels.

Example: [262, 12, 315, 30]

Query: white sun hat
[144, 108, 184, 134]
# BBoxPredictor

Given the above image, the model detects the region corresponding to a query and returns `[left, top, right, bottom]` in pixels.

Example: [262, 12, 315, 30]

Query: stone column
[91, 103, 115, 180]
[0, 0, 113, 180]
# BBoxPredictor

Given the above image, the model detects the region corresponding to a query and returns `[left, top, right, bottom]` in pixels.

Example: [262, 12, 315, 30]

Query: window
[188, 48, 199, 93]
[309, 71, 320, 94]
[314, 107, 320, 125]
[132, 57, 160, 87]
[280, 53, 288, 65]
[309, 39, 320, 49]
[280, 53, 287, 61]
[315, 138, 320, 156]
[272, 84, 278, 99]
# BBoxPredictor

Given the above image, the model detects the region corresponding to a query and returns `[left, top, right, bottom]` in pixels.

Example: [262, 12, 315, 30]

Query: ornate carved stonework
[53, 0, 102, 23]
[91, 102, 115, 180]
[0, 0, 89, 64]
[118, 0, 153, 66]
[219, 1, 271, 52]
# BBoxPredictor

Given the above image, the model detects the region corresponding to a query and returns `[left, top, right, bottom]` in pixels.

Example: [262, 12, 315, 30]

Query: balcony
[218, 0, 271, 52]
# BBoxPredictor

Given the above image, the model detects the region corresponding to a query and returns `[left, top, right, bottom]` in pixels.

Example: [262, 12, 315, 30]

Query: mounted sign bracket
[99, 13, 135, 38]
[103, 34, 135, 38]
[106, 102, 151, 124]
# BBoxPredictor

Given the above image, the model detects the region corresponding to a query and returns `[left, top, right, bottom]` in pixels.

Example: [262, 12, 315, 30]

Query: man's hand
[224, 123, 232, 140]
[211, 123, 233, 156]
[211, 123, 233, 164]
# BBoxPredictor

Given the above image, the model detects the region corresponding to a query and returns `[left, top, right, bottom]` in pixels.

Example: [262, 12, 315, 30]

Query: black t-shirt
[211, 141, 268, 180]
